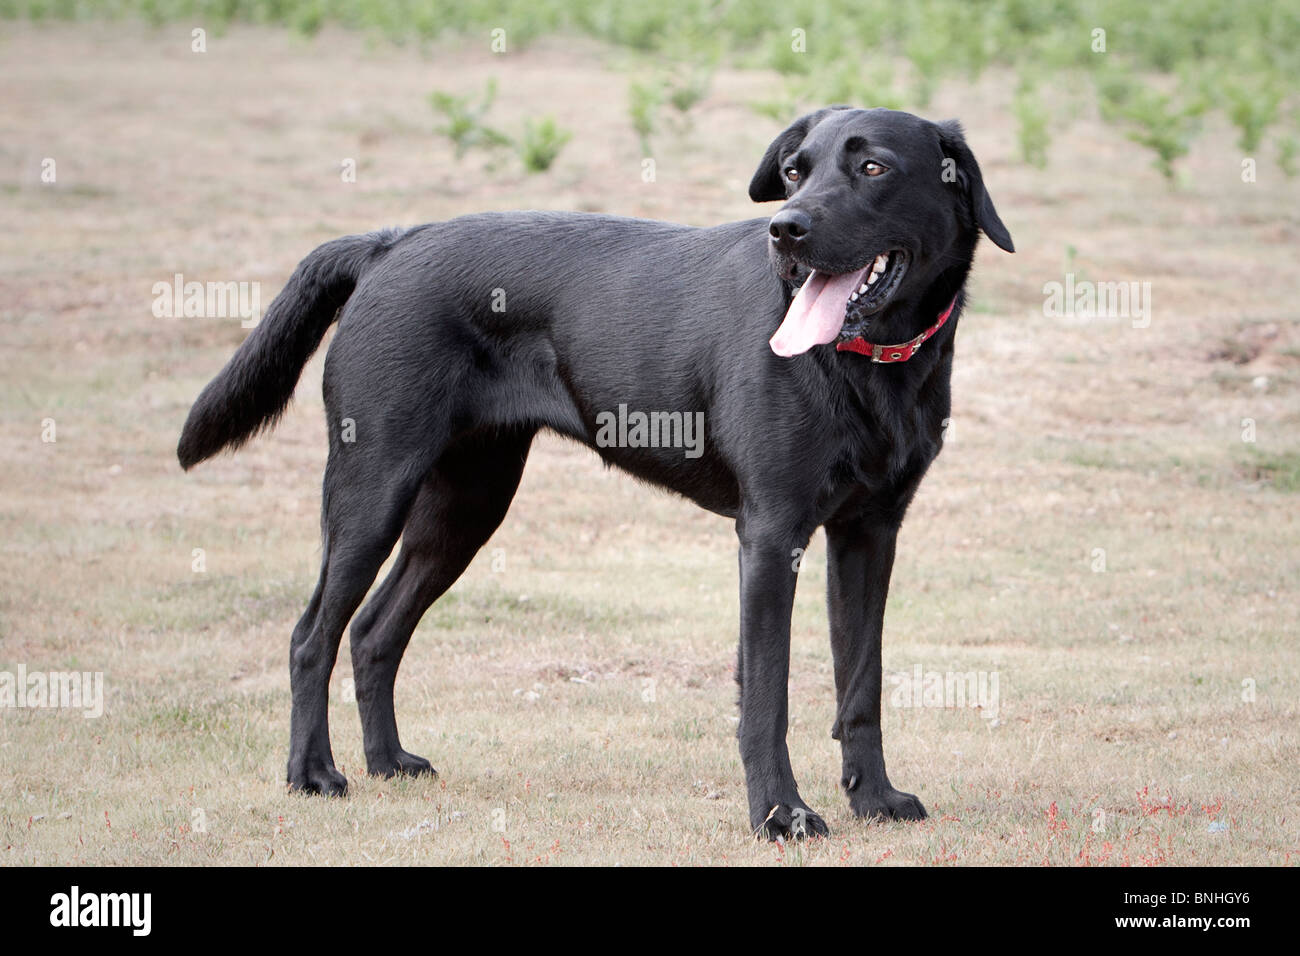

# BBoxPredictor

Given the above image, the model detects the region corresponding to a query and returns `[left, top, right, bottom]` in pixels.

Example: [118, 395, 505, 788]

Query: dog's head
[750, 107, 1013, 356]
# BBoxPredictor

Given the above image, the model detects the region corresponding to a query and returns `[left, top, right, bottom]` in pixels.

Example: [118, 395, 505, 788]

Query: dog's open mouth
[769, 250, 908, 357]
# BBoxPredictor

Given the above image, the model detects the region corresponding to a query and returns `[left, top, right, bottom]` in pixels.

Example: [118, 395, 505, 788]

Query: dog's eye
[862, 161, 889, 177]
[784, 167, 800, 182]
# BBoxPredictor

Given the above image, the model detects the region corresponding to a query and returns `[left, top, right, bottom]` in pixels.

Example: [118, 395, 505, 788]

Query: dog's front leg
[735, 513, 828, 840]
[825, 517, 927, 821]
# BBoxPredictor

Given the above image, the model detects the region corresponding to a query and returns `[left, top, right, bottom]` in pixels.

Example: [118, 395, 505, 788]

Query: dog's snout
[768, 209, 812, 251]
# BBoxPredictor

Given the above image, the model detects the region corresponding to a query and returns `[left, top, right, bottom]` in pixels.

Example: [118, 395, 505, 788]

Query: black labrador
[178, 106, 1013, 839]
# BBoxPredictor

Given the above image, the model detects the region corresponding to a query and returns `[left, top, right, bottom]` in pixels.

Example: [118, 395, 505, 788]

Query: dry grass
[1, 24, 1297, 866]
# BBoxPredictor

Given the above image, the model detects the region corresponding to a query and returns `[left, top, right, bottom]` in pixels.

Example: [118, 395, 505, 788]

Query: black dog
[178, 107, 1013, 839]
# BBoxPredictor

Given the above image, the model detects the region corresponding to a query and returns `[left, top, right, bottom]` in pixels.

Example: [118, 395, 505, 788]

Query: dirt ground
[1, 23, 1297, 865]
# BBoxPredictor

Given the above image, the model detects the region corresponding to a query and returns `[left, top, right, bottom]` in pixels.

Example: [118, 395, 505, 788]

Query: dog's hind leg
[348, 428, 534, 779]
[286, 439, 437, 796]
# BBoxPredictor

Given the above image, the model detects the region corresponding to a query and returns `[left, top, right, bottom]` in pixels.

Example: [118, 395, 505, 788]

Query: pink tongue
[769, 267, 871, 357]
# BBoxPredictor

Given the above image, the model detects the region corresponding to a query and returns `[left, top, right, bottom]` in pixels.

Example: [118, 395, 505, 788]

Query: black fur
[178, 108, 1013, 840]
[177, 229, 404, 469]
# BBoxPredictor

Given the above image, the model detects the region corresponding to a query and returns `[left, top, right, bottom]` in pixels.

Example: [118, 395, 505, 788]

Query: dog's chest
[828, 376, 947, 509]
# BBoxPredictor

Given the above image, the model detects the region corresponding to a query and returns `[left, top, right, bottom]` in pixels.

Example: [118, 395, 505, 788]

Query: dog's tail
[177, 228, 403, 470]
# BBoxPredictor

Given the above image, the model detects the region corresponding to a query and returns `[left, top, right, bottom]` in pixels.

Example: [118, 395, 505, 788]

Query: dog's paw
[287, 758, 348, 797]
[368, 749, 438, 780]
[753, 803, 831, 841]
[849, 785, 927, 822]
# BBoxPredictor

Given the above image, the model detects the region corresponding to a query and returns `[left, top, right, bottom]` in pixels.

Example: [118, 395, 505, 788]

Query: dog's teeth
[872, 256, 887, 274]
[867, 273, 878, 285]
[850, 292, 859, 301]
[858, 283, 869, 294]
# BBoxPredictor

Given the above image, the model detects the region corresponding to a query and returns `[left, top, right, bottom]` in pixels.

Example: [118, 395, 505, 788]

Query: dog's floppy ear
[936, 120, 1015, 253]
[748, 107, 846, 202]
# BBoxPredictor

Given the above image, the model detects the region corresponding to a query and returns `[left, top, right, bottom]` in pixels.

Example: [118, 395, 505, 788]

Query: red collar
[835, 295, 958, 362]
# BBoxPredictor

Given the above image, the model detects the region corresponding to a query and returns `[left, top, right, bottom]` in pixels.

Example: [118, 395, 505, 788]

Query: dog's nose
[768, 209, 812, 251]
